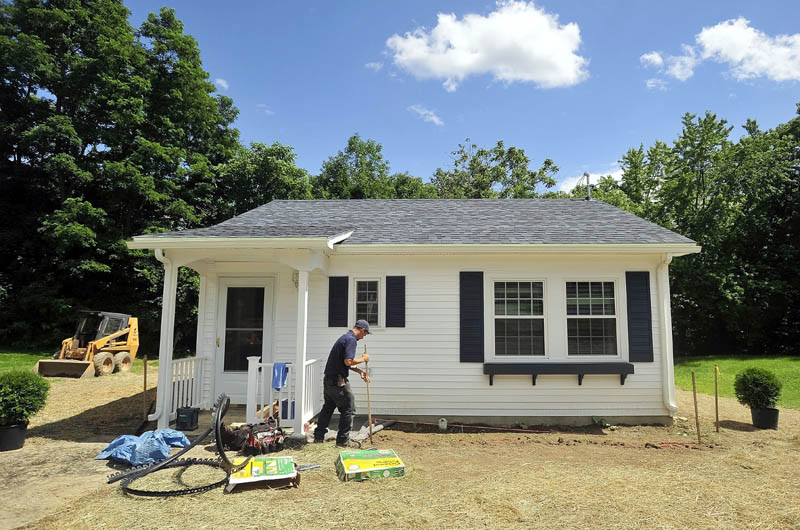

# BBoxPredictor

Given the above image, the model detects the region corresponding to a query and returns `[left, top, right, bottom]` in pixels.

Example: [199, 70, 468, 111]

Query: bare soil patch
[2, 373, 799, 530]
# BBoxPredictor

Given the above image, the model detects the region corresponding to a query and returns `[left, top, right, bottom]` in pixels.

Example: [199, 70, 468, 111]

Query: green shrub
[0, 370, 50, 426]
[734, 368, 782, 409]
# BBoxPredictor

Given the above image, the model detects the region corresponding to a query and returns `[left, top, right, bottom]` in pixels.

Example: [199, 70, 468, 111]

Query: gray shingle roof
[137, 199, 695, 245]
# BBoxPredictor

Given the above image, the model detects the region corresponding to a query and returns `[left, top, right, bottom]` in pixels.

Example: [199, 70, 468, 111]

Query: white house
[127, 199, 700, 431]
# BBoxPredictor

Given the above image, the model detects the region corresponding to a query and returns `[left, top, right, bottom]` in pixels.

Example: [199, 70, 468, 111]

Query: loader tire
[94, 352, 115, 376]
[114, 351, 133, 373]
[52, 350, 61, 359]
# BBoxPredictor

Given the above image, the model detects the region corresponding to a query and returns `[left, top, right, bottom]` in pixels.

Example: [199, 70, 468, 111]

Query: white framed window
[353, 278, 381, 327]
[493, 281, 545, 357]
[566, 281, 618, 356]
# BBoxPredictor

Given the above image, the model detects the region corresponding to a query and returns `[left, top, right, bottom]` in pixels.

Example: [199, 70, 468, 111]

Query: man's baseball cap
[354, 319, 371, 334]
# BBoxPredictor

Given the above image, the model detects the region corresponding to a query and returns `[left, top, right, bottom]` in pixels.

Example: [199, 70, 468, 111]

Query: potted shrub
[734, 367, 782, 429]
[0, 370, 50, 451]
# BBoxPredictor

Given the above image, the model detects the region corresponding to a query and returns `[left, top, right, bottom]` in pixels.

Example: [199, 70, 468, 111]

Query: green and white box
[336, 449, 405, 482]
[229, 456, 296, 486]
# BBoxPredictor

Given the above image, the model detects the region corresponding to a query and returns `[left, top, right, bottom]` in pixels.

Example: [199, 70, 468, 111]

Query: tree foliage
[570, 108, 800, 355]
[0, 1, 240, 351]
[312, 134, 436, 199]
[431, 140, 557, 198]
[0, 1, 797, 359]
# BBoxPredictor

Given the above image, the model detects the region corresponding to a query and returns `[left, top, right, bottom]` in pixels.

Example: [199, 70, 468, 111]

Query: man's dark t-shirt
[324, 330, 357, 378]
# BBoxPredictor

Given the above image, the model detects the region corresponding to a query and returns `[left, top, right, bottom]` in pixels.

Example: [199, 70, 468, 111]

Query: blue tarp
[95, 429, 190, 466]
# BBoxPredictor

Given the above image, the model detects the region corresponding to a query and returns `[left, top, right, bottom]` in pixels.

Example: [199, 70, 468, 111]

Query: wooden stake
[143, 355, 148, 420]
[365, 345, 373, 444]
[692, 370, 701, 443]
[714, 364, 720, 433]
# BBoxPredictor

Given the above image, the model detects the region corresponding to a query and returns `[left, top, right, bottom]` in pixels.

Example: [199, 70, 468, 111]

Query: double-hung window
[566, 281, 617, 355]
[355, 279, 380, 326]
[494, 281, 545, 356]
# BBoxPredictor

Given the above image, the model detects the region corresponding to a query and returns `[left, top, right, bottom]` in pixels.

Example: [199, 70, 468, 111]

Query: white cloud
[640, 51, 663, 68]
[386, 1, 589, 92]
[256, 104, 274, 116]
[642, 18, 800, 83]
[408, 104, 444, 126]
[645, 78, 667, 91]
[365, 62, 384, 72]
[214, 78, 229, 91]
[558, 168, 623, 192]
[697, 17, 800, 82]
[664, 44, 699, 81]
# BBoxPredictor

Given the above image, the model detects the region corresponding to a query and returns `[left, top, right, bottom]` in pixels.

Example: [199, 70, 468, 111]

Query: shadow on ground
[28, 389, 156, 443]
[718, 420, 758, 432]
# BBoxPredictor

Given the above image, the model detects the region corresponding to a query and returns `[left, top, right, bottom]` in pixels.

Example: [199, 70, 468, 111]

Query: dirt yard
[2, 373, 799, 530]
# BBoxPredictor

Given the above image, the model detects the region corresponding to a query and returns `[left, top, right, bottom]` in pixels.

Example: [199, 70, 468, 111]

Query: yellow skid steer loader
[34, 311, 139, 378]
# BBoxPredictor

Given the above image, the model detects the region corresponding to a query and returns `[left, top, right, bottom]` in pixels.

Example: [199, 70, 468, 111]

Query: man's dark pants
[313, 378, 356, 444]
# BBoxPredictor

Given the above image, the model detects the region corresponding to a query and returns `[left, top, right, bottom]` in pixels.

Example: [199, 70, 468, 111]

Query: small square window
[355, 280, 379, 326]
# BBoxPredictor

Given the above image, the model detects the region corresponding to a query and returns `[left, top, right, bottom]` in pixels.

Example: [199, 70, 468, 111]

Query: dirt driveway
[2, 373, 799, 530]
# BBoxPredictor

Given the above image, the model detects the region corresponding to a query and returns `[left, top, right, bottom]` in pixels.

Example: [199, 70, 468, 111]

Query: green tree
[607, 107, 800, 355]
[0, 2, 240, 352]
[719, 109, 800, 353]
[431, 139, 558, 198]
[216, 142, 312, 218]
[313, 134, 435, 199]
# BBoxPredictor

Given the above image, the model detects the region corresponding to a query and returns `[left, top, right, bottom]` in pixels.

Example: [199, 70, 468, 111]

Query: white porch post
[246, 356, 260, 424]
[293, 269, 309, 437]
[658, 254, 678, 414]
[152, 249, 179, 429]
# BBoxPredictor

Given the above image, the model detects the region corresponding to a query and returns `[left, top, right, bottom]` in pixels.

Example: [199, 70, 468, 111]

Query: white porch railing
[246, 356, 323, 433]
[302, 358, 323, 425]
[169, 357, 204, 420]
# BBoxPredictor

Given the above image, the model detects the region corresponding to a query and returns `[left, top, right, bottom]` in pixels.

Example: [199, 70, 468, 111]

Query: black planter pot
[750, 407, 779, 430]
[0, 423, 28, 451]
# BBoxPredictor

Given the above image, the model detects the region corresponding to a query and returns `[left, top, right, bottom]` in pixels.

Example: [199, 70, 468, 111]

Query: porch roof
[128, 199, 698, 250]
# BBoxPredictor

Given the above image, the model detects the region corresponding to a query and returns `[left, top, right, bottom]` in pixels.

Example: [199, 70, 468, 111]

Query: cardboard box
[335, 449, 405, 482]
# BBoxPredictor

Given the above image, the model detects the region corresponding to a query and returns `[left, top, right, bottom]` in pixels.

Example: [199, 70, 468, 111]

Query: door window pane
[224, 330, 263, 371]
[226, 287, 264, 328]
[224, 287, 264, 371]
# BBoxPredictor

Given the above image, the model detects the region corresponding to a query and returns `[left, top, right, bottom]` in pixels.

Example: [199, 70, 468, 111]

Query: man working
[313, 319, 371, 447]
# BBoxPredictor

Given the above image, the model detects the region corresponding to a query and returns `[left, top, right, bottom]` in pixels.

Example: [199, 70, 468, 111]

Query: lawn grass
[674, 356, 800, 409]
[0, 351, 50, 372]
[0, 349, 156, 374]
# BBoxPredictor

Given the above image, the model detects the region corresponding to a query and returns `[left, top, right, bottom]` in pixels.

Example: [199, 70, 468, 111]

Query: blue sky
[127, 1, 800, 191]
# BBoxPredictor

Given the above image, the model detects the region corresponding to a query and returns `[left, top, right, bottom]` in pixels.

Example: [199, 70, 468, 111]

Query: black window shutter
[460, 271, 484, 363]
[328, 276, 349, 327]
[626, 271, 654, 362]
[386, 276, 405, 327]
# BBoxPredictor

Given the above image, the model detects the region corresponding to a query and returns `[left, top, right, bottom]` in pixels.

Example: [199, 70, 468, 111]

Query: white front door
[215, 278, 274, 403]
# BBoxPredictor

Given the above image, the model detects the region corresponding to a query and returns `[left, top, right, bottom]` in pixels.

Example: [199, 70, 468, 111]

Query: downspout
[149, 248, 171, 424]
[657, 253, 678, 414]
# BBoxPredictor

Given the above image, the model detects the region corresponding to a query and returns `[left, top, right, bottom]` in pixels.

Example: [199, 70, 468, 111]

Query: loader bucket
[34, 360, 94, 379]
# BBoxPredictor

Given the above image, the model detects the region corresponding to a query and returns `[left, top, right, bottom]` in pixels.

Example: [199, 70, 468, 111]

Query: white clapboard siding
[194, 252, 671, 419]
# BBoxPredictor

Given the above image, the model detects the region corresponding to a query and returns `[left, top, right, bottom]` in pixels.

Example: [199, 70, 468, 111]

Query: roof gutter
[127, 237, 699, 256]
[126, 236, 337, 250]
[331, 243, 702, 256]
